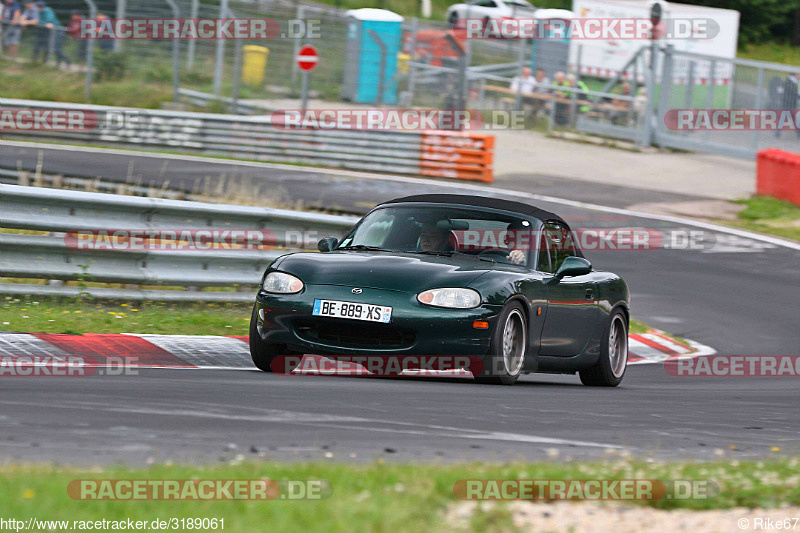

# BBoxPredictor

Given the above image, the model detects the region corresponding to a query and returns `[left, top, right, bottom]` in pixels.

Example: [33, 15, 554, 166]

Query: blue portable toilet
[341, 9, 403, 104]
[529, 9, 574, 81]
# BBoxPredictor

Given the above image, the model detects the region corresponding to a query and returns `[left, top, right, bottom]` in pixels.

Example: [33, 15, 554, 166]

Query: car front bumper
[254, 284, 502, 357]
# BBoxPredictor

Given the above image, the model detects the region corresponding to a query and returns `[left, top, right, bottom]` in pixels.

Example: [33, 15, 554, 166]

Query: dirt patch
[446, 501, 800, 532]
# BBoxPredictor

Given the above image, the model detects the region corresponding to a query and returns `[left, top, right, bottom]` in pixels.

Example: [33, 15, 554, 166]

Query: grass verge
[723, 196, 800, 243]
[0, 458, 798, 532]
[0, 297, 252, 336]
[1, 295, 686, 348]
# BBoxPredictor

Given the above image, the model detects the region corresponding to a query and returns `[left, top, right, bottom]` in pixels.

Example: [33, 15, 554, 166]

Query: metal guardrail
[0, 98, 495, 182]
[0, 184, 359, 301]
[177, 88, 272, 115]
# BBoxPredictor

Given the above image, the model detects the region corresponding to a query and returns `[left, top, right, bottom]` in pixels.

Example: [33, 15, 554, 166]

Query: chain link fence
[3, 1, 799, 159]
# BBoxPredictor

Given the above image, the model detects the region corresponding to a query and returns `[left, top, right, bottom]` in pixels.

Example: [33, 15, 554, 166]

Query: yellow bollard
[242, 45, 269, 85]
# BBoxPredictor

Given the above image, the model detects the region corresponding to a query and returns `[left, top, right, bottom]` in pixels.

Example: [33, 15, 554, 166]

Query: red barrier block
[757, 148, 800, 207]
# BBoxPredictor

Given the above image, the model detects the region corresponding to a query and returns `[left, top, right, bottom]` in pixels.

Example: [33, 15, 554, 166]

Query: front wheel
[448, 12, 460, 27]
[579, 310, 628, 387]
[249, 304, 279, 372]
[475, 302, 527, 385]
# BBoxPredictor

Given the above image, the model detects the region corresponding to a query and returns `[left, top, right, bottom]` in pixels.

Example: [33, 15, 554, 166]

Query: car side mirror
[552, 256, 592, 282]
[317, 237, 339, 252]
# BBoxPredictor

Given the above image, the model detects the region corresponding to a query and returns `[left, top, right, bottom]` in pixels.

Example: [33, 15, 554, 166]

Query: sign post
[296, 45, 319, 114]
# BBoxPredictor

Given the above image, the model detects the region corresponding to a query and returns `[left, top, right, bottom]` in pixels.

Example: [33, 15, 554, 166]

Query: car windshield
[338, 205, 536, 266]
[505, 0, 535, 11]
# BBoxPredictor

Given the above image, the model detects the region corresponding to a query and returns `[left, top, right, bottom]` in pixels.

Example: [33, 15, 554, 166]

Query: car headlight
[262, 272, 304, 294]
[417, 288, 481, 309]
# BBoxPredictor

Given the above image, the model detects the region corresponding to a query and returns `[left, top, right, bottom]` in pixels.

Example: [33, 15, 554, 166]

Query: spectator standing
[65, 11, 85, 63]
[32, 1, 67, 66]
[776, 72, 799, 139]
[552, 71, 570, 125]
[1, 0, 22, 58]
[95, 12, 113, 52]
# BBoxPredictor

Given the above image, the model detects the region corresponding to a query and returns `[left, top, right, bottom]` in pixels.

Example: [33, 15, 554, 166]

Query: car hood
[274, 251, 492, 293]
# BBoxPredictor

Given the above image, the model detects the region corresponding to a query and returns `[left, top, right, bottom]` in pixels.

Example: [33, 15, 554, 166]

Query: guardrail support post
[213, 0, 229, 96]
[445, 33, 467, 114]
[115, 0, 125, 53]
[186, 0, 199, 71]
[639, 42, 659, 147]
[165, 0, 181, 103]
[231, 39, 243, 113]
[83, 0, 97, 101]
[368, 30, 388, 107]
[406, 17, 418, 106]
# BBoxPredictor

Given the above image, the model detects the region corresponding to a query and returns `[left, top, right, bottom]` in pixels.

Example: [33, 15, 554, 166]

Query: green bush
[94, 50, 127, 82]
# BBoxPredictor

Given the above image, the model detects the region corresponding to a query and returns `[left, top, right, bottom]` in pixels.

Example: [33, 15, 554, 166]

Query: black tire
[249, 304, 280, 372]
[474, 302, 527, 385]
[579, 309, 628, 387]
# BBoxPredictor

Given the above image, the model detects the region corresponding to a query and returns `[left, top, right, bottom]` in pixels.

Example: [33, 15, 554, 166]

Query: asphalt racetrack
[1, 142, 799, 465]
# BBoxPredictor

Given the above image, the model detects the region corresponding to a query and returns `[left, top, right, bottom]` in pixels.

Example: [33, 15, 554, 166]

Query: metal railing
[0, 98, 494, 180]
[0, 184, 359, 301]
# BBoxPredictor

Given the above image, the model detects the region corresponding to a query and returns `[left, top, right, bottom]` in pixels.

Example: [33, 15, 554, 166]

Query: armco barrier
[0, 98, 493, 182]
[757, 149, 800, 207]
[0, 184, 359, 301]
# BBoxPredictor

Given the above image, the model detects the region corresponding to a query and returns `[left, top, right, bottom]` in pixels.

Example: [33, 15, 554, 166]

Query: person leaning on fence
[776, 72, 799, 140]
[510, 66, 536, 94]
[608, 82, 632, 125]
[32, 1, 68, 66]
[552, 71, 571, 125]
[20, 1, 37, 31]
[510, 66, 538, 121]
[1, 0, 22, 58]
[567, 73, 590, 113]
[532, 68, 550, 93]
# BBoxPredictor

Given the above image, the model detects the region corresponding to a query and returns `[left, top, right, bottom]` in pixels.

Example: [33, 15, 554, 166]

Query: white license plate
[312, 299, 392, 323]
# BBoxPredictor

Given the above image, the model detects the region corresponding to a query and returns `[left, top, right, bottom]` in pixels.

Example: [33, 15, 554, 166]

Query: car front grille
[294, 318, 416, 349]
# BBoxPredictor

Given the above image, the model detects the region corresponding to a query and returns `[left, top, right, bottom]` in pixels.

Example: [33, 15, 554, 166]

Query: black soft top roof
[380, 194, 569, 225]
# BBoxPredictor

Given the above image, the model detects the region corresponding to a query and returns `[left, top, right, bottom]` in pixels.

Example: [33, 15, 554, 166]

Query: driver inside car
[418, 223, 454, 252]
[418, 221, 526, 265]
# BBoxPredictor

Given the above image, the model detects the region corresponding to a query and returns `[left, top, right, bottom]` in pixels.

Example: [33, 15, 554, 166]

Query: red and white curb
[628, 330, 716, 365]
[0, 331, 714, 374]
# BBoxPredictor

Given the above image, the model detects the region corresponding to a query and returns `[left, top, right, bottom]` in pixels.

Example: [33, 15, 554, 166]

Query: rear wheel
[475, 302, 527, 385]
[579, 310, 627, 387]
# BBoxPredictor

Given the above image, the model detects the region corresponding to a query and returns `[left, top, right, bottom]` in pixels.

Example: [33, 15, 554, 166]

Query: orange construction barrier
[420, 132, 494, 182]
[757, 149, 800, 207]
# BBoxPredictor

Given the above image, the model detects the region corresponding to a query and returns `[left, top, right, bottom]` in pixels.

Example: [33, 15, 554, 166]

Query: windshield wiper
[337, 245, 391, 252]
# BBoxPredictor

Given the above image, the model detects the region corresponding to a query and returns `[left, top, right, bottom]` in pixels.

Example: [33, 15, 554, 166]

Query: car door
[537, 221, 599, 357]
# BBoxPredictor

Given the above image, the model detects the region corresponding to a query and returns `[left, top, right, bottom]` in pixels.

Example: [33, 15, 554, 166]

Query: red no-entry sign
[296, 45, 319, 72]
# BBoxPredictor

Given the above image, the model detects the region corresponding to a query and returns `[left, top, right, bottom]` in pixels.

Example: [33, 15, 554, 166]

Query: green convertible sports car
[250, 194, 631, 386]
